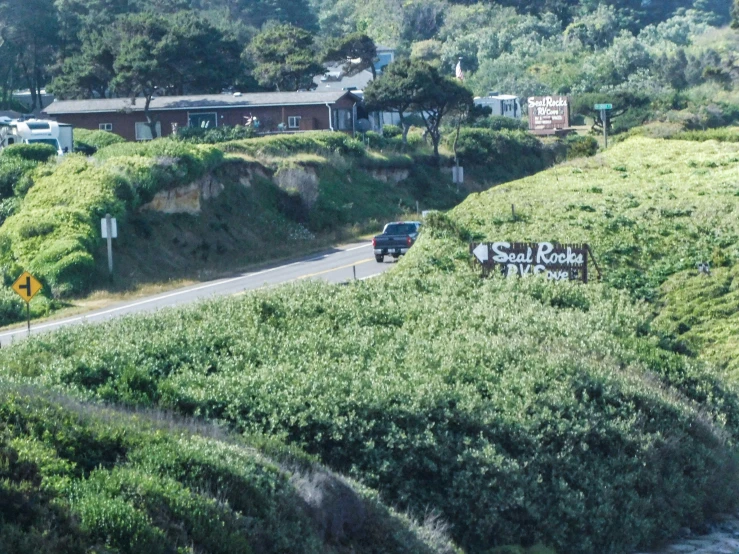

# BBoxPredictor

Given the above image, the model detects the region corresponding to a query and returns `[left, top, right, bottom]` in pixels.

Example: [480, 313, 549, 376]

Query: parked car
[372, 221, 422, 263]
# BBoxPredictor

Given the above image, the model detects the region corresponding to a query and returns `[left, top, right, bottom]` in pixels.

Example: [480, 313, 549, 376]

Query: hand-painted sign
[12, 271, 43, 302]
[471, 241, 590, 283]
[528, 96, 570, 134]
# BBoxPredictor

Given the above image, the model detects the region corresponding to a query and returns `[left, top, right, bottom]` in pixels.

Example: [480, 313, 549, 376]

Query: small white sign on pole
[101, 217, 118, 238]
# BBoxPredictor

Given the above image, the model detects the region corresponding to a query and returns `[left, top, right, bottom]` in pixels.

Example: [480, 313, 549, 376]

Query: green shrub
[3, 271, 738, 554]
[0, 390, 453, 554]
[382, 124, 402, 138]
[0, 157, 124, 297]
[671, 127, 739, 142]
[450, 128, 548, 181]
[566, 134, 599, 159]
[222, 131, 366, 158]
[472, 116, 528, 132]
[73, 129, 126, 154]
[0, 287, 26, 325]
[1, 143, 57, 163]
[174, 124, 256, 144]
[95, 139, 223, 184]
[0, 157, 38, 198]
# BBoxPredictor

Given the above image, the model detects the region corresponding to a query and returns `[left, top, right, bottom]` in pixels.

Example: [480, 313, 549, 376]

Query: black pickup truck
[372, 221, 422, 263]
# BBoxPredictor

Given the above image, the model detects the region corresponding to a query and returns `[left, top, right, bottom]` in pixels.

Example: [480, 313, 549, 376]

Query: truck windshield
[385, 223, 418, 235]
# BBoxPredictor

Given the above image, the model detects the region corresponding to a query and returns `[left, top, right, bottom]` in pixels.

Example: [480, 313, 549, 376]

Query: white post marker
[101, 214, 118, 276]
[594, 104, 612, 148]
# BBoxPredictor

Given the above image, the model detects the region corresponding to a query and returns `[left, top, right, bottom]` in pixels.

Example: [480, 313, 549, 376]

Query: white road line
[345, 243, 371, 252]
[0, 262, 302, 338]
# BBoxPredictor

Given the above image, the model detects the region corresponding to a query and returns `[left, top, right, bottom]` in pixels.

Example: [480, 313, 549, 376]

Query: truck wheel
[375, 255, 384, 263]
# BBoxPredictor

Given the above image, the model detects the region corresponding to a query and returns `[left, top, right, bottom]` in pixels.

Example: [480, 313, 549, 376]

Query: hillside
[2, 135, 739, 553]
[0, 129, 558, 327]
[0, 386, 458, 554]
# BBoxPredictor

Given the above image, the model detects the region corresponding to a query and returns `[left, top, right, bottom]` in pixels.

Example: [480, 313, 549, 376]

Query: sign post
[11, 271, 43, 335]
[594, 104, 612, 148]
[101, 214, 118, 279]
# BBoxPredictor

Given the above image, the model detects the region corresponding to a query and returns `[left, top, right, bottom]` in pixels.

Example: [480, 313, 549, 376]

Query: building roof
[313, 64, 375, 93]
[44, 91, 356, 115]
[475, 94, 519, 101]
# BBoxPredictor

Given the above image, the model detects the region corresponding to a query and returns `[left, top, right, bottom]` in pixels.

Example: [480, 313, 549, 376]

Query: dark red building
[42, 91, 359, 141]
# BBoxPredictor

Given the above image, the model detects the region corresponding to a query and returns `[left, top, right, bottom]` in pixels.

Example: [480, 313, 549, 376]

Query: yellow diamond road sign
[12, 271, 42, 303]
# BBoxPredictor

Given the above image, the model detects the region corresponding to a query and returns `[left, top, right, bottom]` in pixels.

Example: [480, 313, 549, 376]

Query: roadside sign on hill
[471, 241, 595, 283]
[12, 271, 42, 303]
[11, 270, 43, 335]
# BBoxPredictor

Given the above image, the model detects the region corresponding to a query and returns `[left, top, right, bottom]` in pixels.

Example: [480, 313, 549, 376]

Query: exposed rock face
[274, 166, 320, 207]
[140, 175, 224, 214]
[368, 168, 410, 184]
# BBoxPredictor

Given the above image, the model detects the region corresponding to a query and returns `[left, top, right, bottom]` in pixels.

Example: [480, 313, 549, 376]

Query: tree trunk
[431, 131, 440, 162]
[144, 94, 159, 139]
[399, 113, 409, 144]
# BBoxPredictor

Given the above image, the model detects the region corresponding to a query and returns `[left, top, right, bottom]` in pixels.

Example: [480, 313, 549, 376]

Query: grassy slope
[404, 136, 739, 374]
[2, 137, 739, 553]
[0, 387, 458, 554]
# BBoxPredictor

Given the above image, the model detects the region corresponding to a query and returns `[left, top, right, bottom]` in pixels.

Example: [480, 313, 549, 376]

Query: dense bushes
[94, 139, 224, 184]
[670, 127, 739, 142]
[0, 390, 453, 554]
[0, 156, 38, 199]
[174, 124, 256, 143]
[222, 131, 366, 158]
[73, 129, 125, 154]
[1, 143, 58, 163]
[565, 134, 599, 158]
[451, 128, 549, 180]
[1, 272, 738, 554]
[472, 115, 528, 132]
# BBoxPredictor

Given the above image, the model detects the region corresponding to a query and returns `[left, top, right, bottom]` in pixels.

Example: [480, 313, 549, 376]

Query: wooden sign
[471, 241, 591, 283]
[528, 96, 570, 134]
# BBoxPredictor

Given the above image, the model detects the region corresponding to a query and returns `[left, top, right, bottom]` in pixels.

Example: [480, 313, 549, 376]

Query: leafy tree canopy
[323, 32, 378, 79]
[247, 23, 324, 91]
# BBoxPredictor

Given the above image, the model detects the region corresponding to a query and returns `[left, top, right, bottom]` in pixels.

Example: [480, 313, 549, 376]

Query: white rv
[0, 118, 73, 155]
[474, 93, 522, 120]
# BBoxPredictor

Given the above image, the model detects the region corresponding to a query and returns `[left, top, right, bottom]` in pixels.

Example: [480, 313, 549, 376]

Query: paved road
[0, 241, 393, 345]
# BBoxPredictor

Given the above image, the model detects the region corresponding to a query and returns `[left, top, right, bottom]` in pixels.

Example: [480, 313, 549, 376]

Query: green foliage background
[2, 135, 739, 553]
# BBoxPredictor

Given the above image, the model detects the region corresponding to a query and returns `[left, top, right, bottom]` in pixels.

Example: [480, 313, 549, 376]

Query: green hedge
[450, 128, 548, 179]
[2, 272, 738, 553]
[1, 143, 57, 163]
[670, 127, 739, 142]
[0, 156, 38, 199]
[222, 131, 366, 158]
[95, 139, 224, 184]
[174, 124, 256, 144]
[0, 390, 456, 554]
[73, 128, 126, 154]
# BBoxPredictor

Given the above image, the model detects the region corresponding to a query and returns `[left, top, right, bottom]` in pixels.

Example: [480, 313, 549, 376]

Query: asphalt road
[0, 241, 394, 345]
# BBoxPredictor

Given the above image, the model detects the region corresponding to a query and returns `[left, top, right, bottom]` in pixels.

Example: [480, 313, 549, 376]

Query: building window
[333, 109, 353, 131]
[99, 123, 113, 131]
[188, 112, 217, 129]
[288, 116, 301, 129]
[135, 121, 162, 141]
